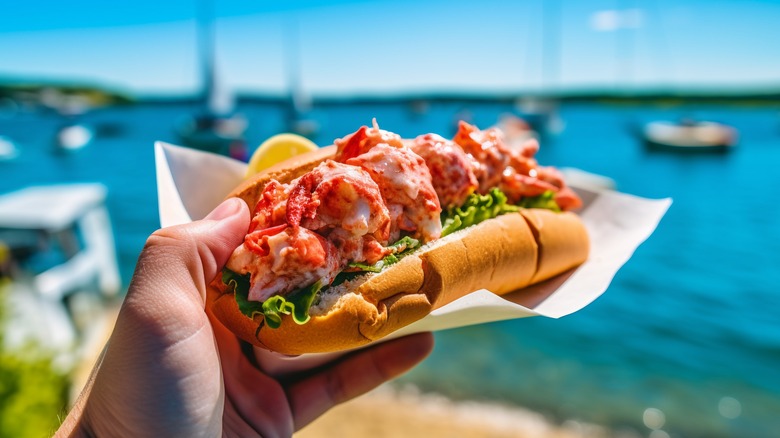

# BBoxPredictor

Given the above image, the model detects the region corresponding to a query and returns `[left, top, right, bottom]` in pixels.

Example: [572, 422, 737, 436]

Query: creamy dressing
[267, 232, 291, 273]
[352, 145, 422, 200]
[343, 197, 371, 236]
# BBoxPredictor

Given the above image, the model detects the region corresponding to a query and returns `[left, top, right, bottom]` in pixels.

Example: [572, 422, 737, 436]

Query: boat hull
[643, 138, 733, 153]
[641, 121, 737, 153]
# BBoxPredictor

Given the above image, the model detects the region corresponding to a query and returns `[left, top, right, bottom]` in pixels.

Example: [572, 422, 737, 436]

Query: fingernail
[205, 198, 242, 221]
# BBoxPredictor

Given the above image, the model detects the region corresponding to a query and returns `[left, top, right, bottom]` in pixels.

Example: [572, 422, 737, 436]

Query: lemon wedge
[245, 133, 319, 178]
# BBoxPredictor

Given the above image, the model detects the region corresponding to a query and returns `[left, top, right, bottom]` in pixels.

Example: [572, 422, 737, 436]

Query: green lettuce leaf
[346, 236, 421, 273]
[387, 236, 420, 253]
[222, 269, 262, 318]
[261, 280, 323, 329]
[346, 260, 385, 273]
[440, 188, 561, 237]
[441, 188, 520, 237]
[517, 191, 561, 212]
[222, 269, 323, 329]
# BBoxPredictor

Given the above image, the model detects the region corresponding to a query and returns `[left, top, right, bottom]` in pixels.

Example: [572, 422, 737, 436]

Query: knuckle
[140, 227, 194, 261]
[325, 371, 350, 405]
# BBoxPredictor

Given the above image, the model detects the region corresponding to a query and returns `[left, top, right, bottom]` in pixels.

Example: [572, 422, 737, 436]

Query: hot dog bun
[207, 147, 589, 355]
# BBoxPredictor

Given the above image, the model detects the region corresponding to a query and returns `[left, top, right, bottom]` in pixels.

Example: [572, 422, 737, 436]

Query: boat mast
[538, 0, 564, 135]
[541, 0, 561, 96]
[284, 19, 307, 125]
[197, 0, 216, 113]
[616, 0, 637, 95]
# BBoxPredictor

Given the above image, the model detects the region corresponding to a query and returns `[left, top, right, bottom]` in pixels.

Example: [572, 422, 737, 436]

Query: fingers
[286, 332, 434, 430]
[210, 311, 295, 438]
[128, 198, 250, 306]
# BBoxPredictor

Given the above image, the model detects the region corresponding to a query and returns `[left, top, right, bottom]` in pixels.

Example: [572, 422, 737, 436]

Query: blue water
[2, 101, 779, 437]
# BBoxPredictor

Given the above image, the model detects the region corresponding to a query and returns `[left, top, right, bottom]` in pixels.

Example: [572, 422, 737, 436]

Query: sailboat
[617, 6, 739, 152]
[176, 0, 247, 159]
[511, 0, 565, 139]
[283, 20, 318, 138]
[39, 90, 96, 153]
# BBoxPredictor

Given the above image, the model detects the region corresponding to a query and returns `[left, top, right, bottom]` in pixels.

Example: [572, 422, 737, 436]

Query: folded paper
[155, 141, 671, 375]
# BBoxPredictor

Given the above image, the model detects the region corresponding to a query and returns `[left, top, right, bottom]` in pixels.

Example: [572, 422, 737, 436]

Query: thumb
[82, 199, 250, 437]
[129, 197, 250, 306]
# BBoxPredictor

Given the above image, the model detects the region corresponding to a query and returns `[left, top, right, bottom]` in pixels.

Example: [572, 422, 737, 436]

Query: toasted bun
[206, 146, 589, 355]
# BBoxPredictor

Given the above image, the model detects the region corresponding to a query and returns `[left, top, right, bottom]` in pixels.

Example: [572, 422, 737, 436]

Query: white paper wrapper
[155, 141, 671, 376]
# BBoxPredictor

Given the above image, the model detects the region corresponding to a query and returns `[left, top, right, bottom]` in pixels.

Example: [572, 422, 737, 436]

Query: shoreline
[296, 383, 614, 438]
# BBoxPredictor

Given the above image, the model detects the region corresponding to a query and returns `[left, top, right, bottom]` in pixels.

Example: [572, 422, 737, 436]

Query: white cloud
[590, 9, 644, 32]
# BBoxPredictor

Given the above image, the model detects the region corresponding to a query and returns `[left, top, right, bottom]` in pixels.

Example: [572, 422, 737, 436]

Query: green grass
[0, 280, 70, 438]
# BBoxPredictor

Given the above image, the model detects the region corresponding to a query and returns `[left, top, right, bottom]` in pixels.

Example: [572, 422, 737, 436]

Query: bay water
[1, 101, 778, 437]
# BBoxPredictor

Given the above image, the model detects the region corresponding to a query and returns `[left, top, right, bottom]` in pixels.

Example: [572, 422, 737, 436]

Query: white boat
[176, 0, 247, 158]
[0, 135, 19, 160]
[642, 120, 738, 152]
[0, 184, 120, 361]
[55, 122, 94, 152]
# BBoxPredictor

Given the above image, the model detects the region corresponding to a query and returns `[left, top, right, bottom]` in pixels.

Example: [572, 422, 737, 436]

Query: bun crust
[206, 147, 589, 355]
[520, 208, 590, 284]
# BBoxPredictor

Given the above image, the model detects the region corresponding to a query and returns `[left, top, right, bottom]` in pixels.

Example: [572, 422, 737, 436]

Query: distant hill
[3, 79, 780, 108]
[0, 81, 134, 108]
[236, 89, 780, 107]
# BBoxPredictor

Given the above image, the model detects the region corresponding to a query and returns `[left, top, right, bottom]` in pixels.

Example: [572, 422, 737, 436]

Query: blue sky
[1, 0, 779, 96]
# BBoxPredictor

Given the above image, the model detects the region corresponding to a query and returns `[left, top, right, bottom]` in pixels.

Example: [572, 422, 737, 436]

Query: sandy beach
[296, 384, 612, 438]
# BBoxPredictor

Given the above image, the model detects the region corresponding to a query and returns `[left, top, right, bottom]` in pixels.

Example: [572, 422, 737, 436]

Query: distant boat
[175, 113, 247, 157]
[0, 135, 19, 160]
[514, 97, 564, 138]
[641, 120, 738, 152]
[282, 19, 319, 138]
[55, 122, 94, 152]
[511, 0, 566, 138]
[44, 92, 95, 152]
[176, 0, 247, 159]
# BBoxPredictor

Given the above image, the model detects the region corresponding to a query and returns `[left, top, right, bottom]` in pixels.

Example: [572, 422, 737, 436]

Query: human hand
[57, 198, 434, 437]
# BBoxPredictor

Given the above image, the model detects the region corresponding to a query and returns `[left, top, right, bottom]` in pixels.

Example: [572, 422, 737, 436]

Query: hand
[57, 198, 434, 438]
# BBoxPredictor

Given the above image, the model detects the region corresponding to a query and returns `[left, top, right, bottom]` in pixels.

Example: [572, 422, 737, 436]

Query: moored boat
[641, 120, 737, 152]
[176, 0, 248, 160]
[0, 135, 19, 160]
[55, 122, 94, 152]
[175, 112, 247, 158]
